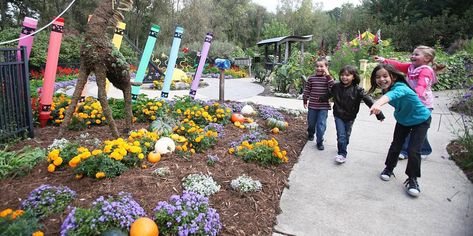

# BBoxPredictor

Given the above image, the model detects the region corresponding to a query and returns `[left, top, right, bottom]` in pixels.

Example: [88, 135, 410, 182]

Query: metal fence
[0, 47, 34, 143]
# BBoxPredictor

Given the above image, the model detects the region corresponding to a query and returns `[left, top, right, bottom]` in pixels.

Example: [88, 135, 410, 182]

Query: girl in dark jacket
[329, 65, 385, 164]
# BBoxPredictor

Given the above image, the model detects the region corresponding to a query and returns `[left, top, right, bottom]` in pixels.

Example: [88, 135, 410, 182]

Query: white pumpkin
[154, 137, 176, 155]
[240, 105, 255, 115]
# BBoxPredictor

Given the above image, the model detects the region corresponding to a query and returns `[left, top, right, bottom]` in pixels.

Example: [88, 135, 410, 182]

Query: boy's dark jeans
[385, 117, 431, 178]
[307, 108, 328, 145]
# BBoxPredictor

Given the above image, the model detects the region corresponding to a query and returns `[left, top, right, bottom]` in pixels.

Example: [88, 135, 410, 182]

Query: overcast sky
[253, 0, 361, 12]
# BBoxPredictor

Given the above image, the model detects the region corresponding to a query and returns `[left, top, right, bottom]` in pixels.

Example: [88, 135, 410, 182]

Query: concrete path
[83, 78, 472, 236]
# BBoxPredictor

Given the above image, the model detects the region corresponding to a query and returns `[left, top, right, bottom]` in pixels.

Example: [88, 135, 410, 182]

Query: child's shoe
[404, 177, 420, 197]
[398, 153, 407, 160]
[380, 168, 395, 181]
[316, 143, 324, 150]
[334, 155, 346, 164]
[308, 136, 314, 141]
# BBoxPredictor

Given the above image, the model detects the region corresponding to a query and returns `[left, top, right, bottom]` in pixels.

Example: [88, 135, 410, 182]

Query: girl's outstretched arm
[370, 95, 390, 115]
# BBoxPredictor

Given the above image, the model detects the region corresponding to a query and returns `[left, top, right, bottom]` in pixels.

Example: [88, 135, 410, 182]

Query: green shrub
[0, 147, 45, 179]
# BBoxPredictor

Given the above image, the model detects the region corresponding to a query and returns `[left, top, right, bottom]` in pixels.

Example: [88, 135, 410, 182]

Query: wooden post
[219, 68, 225, 102]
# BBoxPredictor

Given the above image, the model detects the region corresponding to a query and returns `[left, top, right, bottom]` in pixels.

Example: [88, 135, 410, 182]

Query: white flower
[48, 138, 70, 150]
[182, 173, 220, 196]
[231, 175, 262, 193]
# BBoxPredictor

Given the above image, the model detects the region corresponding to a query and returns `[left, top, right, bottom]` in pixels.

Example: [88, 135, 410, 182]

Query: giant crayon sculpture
[17, 17, 38, 61]
[39, 18, 65, 127]
[131, 24, 160, 100]
[161, 26, 184, 99]
[112, 22, 126, 49]
[189, 32, 213, 99]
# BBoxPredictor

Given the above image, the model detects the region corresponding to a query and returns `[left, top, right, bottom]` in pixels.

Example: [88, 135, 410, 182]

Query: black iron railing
[0, 46, 34, 143]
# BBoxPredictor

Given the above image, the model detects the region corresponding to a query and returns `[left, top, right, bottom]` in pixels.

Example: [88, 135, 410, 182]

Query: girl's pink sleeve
[415, 69, 433, 96]
[384, 59, 410, 73]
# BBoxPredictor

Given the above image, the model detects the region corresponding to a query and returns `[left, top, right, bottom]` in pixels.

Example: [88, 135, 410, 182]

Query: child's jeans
[400, 135, 432, 156]
[334, 117, 354, 157]
[307, 108, 328, 145]
[385, 117, 431, 178]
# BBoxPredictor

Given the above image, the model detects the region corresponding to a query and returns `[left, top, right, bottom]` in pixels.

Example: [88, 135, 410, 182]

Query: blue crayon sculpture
[161, 26, 184, 99]
[189, 32, 213, 99]
[131, 24, 160, 100]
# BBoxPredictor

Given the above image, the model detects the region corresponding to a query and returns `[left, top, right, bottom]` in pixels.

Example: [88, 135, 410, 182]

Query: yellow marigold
[48, 149, 60, 160]
[101, 116, 106, 121]
[77, 147, 89, 153]
[0, 208, 13, 217]
[95, 172, 106, 179]
[133, 141, 140, 146]
[75, 174, 84, 180]
[32, 231, 44, 236]
[47, 164, 56, 173]
[228, 147, 235, 154]
[53, 157, 63, 166]
[92, 149, 102, 155]
[138, 153, 144, 159]
[96, 119, 101, 124]
[190, 149, 195, 154]
[194, 136, 203, 143]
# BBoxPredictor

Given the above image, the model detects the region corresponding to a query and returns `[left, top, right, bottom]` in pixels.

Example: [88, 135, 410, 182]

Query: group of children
[303, 45, 439, 197]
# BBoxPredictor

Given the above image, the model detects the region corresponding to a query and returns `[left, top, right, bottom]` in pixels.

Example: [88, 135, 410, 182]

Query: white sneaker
[334, 155, 346, 164]
[421, 155, 428, 159]
[398, 154, 407, 160]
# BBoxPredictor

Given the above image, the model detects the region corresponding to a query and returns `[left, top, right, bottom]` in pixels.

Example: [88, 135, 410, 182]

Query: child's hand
[303, 103, 308, 109]
[323, 68, 330, 76]
[370, 105, 382, 115]
[373, 56, 385, 63]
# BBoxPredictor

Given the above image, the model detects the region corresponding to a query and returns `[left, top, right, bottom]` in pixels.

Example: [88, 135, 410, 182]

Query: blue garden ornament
[215, 58, 231, 70]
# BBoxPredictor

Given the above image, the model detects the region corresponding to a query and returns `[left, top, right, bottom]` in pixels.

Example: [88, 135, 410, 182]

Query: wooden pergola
[256, 35, 313, 69]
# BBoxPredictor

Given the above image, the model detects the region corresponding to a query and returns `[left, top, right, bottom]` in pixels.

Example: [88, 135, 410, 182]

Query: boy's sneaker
[398, 154, 407, 160]
[316, 143, 324, 150]
[308, 136, 314, 141]
[404, 177, 420, 197]
[334, 155, 346, 164]
[380, 168, 395, 181]
[421, 155, 428, 159]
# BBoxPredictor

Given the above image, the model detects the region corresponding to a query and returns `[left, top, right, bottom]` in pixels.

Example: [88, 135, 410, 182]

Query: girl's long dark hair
[368, 64, 412, 94]
[339, 65, 360, 85]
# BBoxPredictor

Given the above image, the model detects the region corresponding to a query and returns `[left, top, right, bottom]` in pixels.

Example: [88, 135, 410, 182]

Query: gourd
[149, 118, 173, 136]
[129, 217, 159, 236]
[266, 118, 287, 131]
[240, 105, 255, 115]
[147, 151, 161, 163]
[231, 113, 245, 123]
[101, 229, 128, 236]
[154, 137, 175, 155]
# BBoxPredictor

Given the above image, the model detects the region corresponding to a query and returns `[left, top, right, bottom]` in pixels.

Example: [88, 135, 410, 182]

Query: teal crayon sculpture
[161, 26, 184, 98]
[131, 24, 160, 100]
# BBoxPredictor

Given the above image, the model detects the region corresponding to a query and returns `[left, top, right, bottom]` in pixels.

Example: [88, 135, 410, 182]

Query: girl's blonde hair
[415, 45, 445, 73]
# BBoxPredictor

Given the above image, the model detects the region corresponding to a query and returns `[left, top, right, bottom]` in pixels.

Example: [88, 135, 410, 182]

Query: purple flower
[21, 184, 76, 218]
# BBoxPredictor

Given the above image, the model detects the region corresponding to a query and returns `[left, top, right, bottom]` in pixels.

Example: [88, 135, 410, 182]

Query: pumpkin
[155, 137, 175, 155]
[129, 217, 159, 236]
[266, 118, 287, 131]
[231, 113, 245, 123]
[147, 151, 161, 163]
[240, 105, 255, 115]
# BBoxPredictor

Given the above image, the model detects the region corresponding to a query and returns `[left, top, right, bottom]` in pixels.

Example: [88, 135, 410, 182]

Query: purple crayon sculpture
[17, 17, 38, 61]
[189, 32, 213, 99]
[39, 18, 65, 127]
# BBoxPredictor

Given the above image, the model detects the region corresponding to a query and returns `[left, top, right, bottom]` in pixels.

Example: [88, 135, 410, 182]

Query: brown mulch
[446, 140, 473, 183]
[0, 113, 307, 235]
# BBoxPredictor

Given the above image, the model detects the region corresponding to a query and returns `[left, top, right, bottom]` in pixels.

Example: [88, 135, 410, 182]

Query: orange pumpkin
[130, 217, 159, 236]
[147, 151, 161, 163]
[231, 113, 245, 123]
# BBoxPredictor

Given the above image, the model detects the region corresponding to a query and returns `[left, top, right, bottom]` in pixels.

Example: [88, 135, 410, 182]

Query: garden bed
[0, 111, 307, 235]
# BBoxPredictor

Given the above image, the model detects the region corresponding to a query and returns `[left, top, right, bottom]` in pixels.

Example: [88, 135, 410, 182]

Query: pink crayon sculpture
[17, 17, 38, 61]
[189, 32, 213, 99]
[39, 18, 65, 127]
